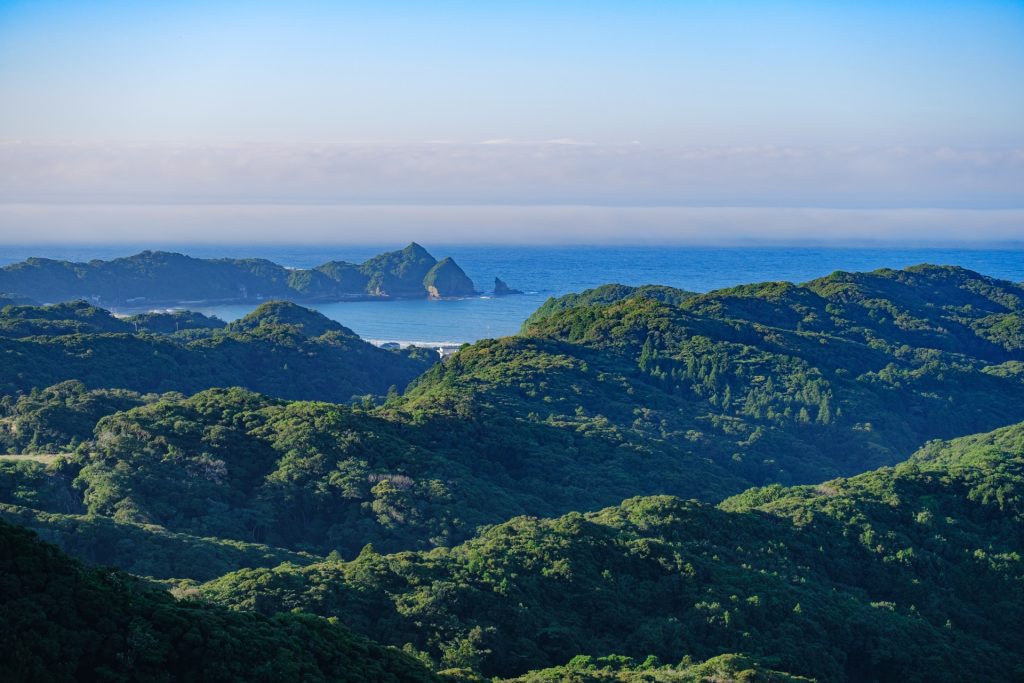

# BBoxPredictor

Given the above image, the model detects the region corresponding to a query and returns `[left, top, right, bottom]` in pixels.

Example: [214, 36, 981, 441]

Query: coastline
[368, 339, 466, 349]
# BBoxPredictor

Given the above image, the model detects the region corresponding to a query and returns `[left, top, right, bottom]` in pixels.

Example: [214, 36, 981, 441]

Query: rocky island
[0, 243, 477, 307]
[492, 277, 523, 296]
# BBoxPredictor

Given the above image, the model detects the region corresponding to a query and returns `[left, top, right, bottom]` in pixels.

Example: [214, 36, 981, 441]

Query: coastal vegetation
[2, 265, 1022, 560]
[1, 262, 1023, 681]
[0, 243, 479, 306]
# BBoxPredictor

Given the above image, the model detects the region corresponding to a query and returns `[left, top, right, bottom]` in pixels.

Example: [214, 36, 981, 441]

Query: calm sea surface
[2, 245, 1022, 344]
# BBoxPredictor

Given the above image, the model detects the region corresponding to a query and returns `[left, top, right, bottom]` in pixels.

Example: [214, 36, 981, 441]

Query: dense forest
[0, 516, 809, 682]
[0, 519, 439, 682]
[3, 419, 1021, 681]
[0, 300, 435, 405]
[0, 243, 478, 305]
[194, 421, 1024, 681]
[1, 263, 1023, 681]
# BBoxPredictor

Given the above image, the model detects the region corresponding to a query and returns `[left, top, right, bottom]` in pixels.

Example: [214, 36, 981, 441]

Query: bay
[1, 244, 1022, 344]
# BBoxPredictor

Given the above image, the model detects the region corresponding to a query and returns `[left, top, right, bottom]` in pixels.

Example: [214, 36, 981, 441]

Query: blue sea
[2, 245, 1022, 344]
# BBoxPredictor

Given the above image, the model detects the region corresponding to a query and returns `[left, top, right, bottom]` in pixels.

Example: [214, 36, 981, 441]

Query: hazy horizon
[2, 204, 1023, 248]
[1, 2, 1022, 244]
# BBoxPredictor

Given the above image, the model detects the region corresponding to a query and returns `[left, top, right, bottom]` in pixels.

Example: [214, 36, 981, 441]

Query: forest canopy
[2, 263, 1023, 682]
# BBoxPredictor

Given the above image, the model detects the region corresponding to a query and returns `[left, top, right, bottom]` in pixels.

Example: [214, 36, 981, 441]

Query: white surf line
[368, 339, 467, 349]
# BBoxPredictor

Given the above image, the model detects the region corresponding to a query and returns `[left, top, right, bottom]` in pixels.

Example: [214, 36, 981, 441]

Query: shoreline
[368, 339, 466, 350]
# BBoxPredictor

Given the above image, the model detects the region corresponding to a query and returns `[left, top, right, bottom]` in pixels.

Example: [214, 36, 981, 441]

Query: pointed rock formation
[493, 277, 523, 296]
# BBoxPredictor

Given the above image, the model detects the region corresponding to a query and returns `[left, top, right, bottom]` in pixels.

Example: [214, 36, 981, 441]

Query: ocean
[2, 245, 1022, 344]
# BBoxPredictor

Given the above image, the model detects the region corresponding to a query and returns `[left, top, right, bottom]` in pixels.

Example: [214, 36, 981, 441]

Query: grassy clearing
[0, 453, 60, 464]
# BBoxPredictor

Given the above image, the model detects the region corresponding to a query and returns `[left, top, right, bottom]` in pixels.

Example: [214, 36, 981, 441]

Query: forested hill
[196, 420, 1024, 682]
[0, 300, 435, 411]
[3, 265, 1023, 567]
[523, 264, 1024, 361]
[0, 513, 808, 682]
[401, 264, 1024, 486]
[1, 263, 1024, 682]
[521, 283, 699, 327]
[0, 299, 226, 337]
[1, 387, 742, 565]
[0, 519, 439, 682]
[499, 655, 812, 682]
[0, 242, 476, 305]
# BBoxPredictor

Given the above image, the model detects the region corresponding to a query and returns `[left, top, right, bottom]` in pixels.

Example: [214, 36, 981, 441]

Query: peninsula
[0, 243, 478, 307]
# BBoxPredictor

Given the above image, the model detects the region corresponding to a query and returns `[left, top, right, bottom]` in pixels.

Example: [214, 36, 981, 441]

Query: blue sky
[0, 1, 1022, 243]
[2, 1, 1022, 145]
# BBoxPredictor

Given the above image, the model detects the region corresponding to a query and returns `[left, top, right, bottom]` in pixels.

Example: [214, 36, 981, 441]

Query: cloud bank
[1, 203, 1021, 246]
[2, 141, 1022, 207]
[0, 142, 1021, 244]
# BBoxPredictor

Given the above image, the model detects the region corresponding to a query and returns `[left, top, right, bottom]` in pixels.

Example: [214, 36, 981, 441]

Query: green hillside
[2, 265, 1022, 566]
[0, 300, 134, 337]
[0, 518, 438, 682]
[0, 502, 318, 581]
[498, 654, 812, 683]
[0, 380, 152, 454]
[197, 421, 1024, 682]
[0, 301, 435, 405]
[403, 264, 1024, 487]
[1, 384, 746, 559]
[1, 263, 1023, 683]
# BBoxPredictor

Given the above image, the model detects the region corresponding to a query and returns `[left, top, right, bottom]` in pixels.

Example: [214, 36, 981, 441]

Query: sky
[0, 1, 1022, 244]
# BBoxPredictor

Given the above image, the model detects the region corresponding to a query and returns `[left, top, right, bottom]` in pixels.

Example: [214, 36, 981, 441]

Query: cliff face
[0, 244, 476, 305]
[423, 257, 477, 297]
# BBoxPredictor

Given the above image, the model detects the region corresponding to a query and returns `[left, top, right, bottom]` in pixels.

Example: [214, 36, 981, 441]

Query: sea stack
[493, 277, 523, 296]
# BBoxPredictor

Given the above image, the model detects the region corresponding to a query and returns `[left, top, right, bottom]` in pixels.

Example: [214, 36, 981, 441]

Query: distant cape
[0, 243, 477, 307]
